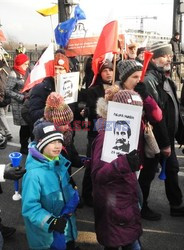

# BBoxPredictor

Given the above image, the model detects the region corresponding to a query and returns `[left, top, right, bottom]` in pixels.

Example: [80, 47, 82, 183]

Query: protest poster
[56, 72, 79, 104]
[101, 101, 142, 163]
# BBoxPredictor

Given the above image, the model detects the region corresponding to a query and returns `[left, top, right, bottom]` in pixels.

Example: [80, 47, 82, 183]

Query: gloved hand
[126, 150, 140, 172]
[3, 163, 26, 180]
[80, 156, 91, 165]
[49, 217, 67, 233]
[80, 107, 90, 118]
[23, 92, 29, 101]
[134, 82, 149, 100]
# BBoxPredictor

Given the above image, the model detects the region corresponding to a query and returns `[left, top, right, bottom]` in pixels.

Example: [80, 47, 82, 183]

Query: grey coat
[6, 70, 26, 126]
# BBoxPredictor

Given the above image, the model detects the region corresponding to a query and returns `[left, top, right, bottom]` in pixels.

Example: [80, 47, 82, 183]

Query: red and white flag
[21, 43, 54, 93]
[92, 18, 118, 76]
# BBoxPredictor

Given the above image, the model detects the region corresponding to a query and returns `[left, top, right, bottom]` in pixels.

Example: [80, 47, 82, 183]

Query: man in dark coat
[138, 41, 184, 220]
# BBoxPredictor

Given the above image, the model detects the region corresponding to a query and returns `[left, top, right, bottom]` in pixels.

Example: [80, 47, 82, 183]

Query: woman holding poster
[117, 59, 163, 221]
[91, 90, 143, 250]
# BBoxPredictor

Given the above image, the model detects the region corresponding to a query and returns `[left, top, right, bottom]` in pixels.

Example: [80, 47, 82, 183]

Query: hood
[92, 74, 112, 87]
[28, 141, 45, 161]
[26, 141, 70, 172]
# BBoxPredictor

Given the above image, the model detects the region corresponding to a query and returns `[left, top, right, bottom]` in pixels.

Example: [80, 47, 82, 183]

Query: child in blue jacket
[22, 121, 79, 250]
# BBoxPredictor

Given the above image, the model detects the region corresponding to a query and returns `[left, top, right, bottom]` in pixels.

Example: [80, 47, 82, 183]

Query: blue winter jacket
[21, 142, 78, 250]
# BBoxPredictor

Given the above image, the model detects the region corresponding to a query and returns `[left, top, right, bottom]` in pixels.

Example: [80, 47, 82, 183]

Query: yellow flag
[36, 4, 58, 17]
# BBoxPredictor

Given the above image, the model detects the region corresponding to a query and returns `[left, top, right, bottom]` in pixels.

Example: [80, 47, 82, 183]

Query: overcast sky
[0, 0, 173, 47]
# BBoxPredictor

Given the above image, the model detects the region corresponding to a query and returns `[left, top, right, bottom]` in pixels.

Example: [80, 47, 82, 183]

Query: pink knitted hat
[112, 90, 143, 106]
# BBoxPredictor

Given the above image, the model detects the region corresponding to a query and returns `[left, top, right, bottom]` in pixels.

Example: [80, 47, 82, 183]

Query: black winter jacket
[29, 77, 55, 124]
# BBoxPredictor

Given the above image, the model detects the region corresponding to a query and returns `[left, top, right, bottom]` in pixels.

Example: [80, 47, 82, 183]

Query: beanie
[14, 54, 29, 66]
[96, 89, 143, 120]
[117, 60, 143, 83]
[54, 53, 69, 72]
[149, 41, 173, 59]
[137, 47, 146, 57]
[112, 90, 143, 106]
[99, 59, 113, 74]
[33, 121, 64, 152]
[44, 92, 74, 126]
[174, 31, 180, 36]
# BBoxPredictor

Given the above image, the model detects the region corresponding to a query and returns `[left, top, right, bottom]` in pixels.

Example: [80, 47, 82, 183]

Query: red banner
[65, 34, 125, 57]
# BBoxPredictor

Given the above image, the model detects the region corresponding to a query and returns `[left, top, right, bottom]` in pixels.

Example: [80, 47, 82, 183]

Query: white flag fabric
[21, 43, 54, 93]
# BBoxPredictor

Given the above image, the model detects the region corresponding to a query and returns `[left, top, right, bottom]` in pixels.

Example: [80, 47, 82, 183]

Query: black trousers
[104, 244, 132, 250]
[81, 135, 95, 201]
[19, 125, 33, 149]
[139, 149, 183, 207]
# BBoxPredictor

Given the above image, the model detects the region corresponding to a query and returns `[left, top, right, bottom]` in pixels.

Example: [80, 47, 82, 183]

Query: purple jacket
[91, 130, 142, 248]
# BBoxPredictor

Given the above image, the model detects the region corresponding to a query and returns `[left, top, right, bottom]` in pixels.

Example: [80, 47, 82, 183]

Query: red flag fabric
[0, 29, 6, 42]
[92, 20, 118, 76]
[21, 43, 54, 93]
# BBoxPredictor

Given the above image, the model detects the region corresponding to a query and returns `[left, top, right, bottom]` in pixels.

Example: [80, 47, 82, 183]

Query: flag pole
[1, 52, 9, 67]
[112, 53, 117, 85]
[49, 15, 57, 50]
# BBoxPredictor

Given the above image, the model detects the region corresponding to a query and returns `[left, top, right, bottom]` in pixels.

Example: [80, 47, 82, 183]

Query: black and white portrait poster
[56, 72, 79, 104]
[101, 101, 143, 163]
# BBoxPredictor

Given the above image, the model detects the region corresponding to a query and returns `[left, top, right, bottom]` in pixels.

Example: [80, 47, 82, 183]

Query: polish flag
[21, 43, 54, 93]
[92, 17, 118, 76]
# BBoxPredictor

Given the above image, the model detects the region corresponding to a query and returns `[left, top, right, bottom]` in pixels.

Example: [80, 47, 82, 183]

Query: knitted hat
[149, 41, 173, 59]
[54, 53, 69, 72]
[96, 89, 142, 119]
[44, 92, 73, 126]
[117, 60, 143, 83]
[137, 47, 146, 57]
[14, 54, 29, 66]
[33, 121, 64, 152]
[99, 59, 113, 74]
[112, 90, 143, 106]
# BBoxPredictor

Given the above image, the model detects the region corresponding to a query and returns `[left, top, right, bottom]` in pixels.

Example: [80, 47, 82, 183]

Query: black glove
[83, 107, 90, 118]
[80, 156, 91, 165]
[3, 163, 26, 180]
[126, 150, 140, 172]
[134, 82, 149, 100]
[49, 217, 67, 233]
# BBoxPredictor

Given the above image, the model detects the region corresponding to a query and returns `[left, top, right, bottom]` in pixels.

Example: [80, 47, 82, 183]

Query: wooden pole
[112, 53, 117, 85]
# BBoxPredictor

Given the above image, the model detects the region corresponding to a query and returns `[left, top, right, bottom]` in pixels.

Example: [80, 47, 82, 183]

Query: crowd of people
[0, 35, 184, 250]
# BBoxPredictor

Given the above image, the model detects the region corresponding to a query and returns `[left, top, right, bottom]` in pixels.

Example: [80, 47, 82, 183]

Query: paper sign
[56, 72, 80, 104]
[101, 101, 142, 163]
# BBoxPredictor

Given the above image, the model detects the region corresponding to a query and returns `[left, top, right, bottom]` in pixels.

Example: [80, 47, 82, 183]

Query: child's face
[42, 140, 63, 159]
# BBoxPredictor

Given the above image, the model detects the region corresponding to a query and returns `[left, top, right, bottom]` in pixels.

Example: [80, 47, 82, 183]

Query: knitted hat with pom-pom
[112, 89, 143, 106]
[54, 53, 69, 72]
[44, 92, 73, 126]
